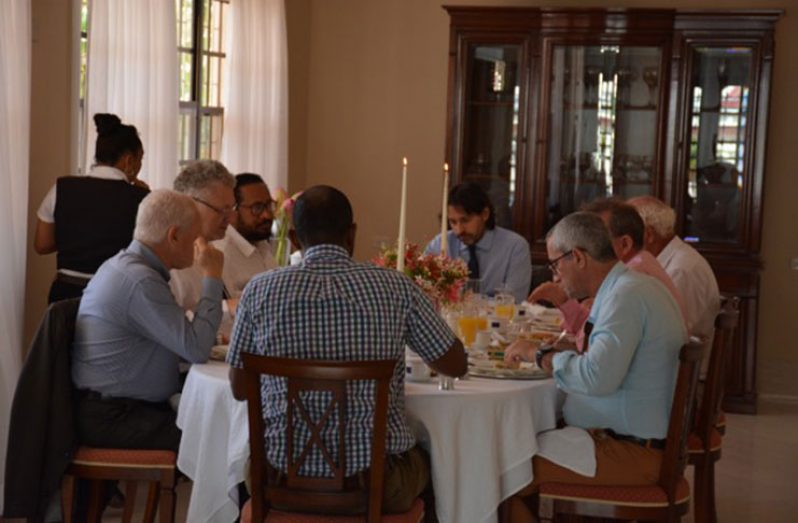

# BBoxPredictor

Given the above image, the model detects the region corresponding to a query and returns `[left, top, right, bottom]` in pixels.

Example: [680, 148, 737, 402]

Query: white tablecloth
[177, 362, 560, 523]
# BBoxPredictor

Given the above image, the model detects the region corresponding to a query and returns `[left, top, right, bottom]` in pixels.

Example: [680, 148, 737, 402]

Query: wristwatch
[535, 345, 556, 368]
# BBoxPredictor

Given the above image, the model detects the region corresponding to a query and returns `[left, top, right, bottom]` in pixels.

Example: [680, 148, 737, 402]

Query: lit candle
[440, 162, 449, 256]
[397, 157, 408, 273]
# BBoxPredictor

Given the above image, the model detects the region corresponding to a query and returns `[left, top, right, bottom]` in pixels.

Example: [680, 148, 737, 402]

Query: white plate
[468, 363, 549, 380]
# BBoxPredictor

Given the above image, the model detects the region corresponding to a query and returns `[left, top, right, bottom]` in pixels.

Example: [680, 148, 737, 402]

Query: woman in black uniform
[34, 113, 150, 303]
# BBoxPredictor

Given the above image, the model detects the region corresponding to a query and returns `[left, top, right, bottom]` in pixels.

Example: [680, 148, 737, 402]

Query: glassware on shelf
[643, 67, 659, 107]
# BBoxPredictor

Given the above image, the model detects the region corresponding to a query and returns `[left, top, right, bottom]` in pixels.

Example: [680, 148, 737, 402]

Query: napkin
[536, 426, 596, 477]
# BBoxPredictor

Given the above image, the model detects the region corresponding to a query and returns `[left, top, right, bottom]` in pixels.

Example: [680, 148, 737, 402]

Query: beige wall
[23, 0, 76, 351]
[23, 0, 798, 399]
[294, 0, 798, 398]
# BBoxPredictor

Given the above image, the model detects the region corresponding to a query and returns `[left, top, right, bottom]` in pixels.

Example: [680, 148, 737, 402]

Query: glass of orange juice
[494, 292, 516, 320]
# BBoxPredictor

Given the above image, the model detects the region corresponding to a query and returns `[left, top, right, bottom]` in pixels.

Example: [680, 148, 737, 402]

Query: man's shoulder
[494, 226, 530, 247]
[668, 239, 715, 277]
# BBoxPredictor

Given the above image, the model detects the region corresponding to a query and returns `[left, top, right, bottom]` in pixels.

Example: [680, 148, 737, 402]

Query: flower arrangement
[372, 242, 469, 307]
[272, 188, 303, 266]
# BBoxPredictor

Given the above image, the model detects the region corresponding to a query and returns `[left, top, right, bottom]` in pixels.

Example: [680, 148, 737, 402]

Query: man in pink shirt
[530, 199, 687, 351]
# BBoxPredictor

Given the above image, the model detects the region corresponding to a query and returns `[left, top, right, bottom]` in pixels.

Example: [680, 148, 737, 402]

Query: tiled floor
[102, 400, 798, 522]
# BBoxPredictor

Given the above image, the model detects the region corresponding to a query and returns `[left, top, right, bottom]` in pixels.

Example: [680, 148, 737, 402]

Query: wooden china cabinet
[443, 7, 781, 413]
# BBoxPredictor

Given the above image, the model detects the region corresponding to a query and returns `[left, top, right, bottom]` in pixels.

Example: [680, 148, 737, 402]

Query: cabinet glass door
[461, 44, 522, 229]
[545, 45, 663, 229]
[684, 47, 753, 244]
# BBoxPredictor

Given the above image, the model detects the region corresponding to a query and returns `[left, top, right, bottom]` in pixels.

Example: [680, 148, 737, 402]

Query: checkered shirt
[227, 244, 455, 477]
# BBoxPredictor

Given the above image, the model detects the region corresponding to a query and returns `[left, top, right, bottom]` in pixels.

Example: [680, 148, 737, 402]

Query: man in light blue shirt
[504, 212, 687, 509]
[424, 182, 531, 302]
[72, 189, 224, 451]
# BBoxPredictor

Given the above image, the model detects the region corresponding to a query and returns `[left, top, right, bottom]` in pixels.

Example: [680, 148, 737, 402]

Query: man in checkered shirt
[227, 185, 467, 514]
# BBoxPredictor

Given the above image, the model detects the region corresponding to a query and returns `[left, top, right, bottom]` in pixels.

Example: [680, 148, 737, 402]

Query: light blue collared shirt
[424, 226, 532, 302]
[552, 263, 688, 439]
[72, 240, 223, 402]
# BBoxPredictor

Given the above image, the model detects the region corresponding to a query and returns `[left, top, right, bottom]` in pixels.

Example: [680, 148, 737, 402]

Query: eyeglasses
[193, 196, 236, 216]
[237, 200, 275, 216]
[547, 250, 574, 275]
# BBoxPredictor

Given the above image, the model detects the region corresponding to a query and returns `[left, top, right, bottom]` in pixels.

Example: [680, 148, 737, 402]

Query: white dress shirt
[657, 236, 721, 340]
[213, 225, 278, 298]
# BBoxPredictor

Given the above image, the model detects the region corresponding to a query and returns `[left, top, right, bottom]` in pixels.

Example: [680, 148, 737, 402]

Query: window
[78, 0, 229, 167]
[177, 0, 229, 163]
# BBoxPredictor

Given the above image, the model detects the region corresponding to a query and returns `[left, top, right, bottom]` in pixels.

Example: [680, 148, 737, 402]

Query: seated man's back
[72, 190, 224, 452]
[227, 185, 466, 513]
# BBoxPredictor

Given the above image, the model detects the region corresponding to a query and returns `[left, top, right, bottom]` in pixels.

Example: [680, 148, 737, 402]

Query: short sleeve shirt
[227, 244, 456, 477]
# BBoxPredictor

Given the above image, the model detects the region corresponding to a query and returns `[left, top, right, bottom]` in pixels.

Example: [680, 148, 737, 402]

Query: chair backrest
[696, 296, 740, 444]
[241, 354, 397, 523]
[658, 338, 706, 504]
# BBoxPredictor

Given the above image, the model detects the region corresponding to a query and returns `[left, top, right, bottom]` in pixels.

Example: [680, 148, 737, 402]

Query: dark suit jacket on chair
[3, 298, 80, 521]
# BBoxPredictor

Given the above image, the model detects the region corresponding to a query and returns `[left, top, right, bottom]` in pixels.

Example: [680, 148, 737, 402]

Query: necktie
[467, 244, 480, 279]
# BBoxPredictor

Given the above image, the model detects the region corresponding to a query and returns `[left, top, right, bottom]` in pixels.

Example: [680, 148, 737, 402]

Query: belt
[604, 429, 666, 450]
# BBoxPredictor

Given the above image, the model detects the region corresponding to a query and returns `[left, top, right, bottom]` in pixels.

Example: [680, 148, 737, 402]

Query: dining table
[176, 360, 562, 523]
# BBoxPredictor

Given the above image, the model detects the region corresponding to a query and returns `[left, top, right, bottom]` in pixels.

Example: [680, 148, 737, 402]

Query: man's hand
[504, 339, 538, 365]
[196, 237, 224, 279]
[539, 351, 556, 375]
[528, 282, 568, 307]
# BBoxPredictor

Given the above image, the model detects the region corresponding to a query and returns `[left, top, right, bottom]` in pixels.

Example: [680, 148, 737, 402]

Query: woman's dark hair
[93, 113, 143, 165]
[448, 182, 496, 229]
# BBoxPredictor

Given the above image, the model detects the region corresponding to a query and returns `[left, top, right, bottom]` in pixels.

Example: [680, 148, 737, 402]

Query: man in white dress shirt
[628, 195, 720, 341]
[213, 173, 279, 298]
[170, 160, 236, 309]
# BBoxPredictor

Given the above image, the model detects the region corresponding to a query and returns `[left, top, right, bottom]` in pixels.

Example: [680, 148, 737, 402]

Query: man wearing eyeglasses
[212, 173, 279, 299]
[170, 160, 237, 311]
[503, 212, 687, 520]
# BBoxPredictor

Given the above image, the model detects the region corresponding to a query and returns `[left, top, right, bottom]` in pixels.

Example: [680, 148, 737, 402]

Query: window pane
[179, 52, 193, 102]
[208, 55, 221, 107]
[177, 0, 195, 49]
[178, 108, 196, 162]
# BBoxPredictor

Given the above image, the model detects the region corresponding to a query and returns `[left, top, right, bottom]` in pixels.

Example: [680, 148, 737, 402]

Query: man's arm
[550, 293, 644, 396]
[229, 367, 246, 400]
[426, 338, 467, 377]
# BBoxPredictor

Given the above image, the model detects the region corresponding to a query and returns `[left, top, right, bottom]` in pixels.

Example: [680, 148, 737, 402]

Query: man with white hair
[72, 189, 224, 451]
[628, 195, 720, 342]
[170, 159, 237, 310]
[503, 212, 686, 520]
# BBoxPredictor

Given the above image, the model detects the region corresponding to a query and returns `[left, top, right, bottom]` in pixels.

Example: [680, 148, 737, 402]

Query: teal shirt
[552, 262, 687, 439]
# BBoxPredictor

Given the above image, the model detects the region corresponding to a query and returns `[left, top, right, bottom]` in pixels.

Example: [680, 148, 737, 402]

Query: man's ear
[643, 225, 655, 246]
[288, 229, 300, 251]
[166, 225, 180, 246]
[619, 234, 634, 256]
[345, 223, 357, 256]
[480, 206, 491, 223]
[573, 247, 587, 267]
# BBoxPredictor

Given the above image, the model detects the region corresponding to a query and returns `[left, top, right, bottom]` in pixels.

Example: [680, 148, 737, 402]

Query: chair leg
[121, 481, 138, 523]
[707, 461, 718, 523]
[61, 474, 75, 523]
[86, 480, 104, 523]
[143, 481, 161, 523]
[159, 469, 177, 523]
[693, 456, 711, 523]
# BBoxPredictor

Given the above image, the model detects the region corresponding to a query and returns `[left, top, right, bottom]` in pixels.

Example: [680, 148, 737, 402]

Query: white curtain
[0, 0, 31, 512]
[84, 0, 179, 189]
[221, 0, 288, 190]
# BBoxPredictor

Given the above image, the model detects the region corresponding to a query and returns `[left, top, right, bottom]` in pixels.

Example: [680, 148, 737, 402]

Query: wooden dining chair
[240, 354, 425, 523]
[61, 448, 177, 523]
[537, 338, 705, 522]
[3, 297, 178, 523]
[689, 296, 740, 523]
